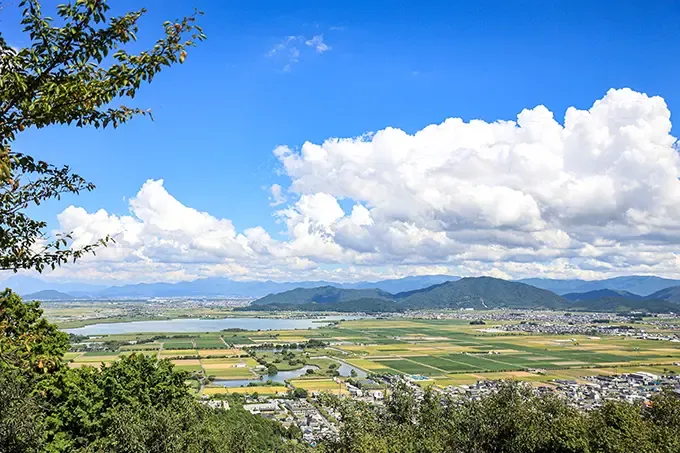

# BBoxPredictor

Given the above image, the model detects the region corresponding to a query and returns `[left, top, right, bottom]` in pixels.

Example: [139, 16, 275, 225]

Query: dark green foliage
[79, 398, 301, 453]
[292, 388, 309, 399]
[0, 289, 69, 373]
[0, 370, 46, 452]
[321, 382, 680, 453]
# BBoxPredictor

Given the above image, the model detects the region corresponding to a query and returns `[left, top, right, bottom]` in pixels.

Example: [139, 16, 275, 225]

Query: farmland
[63, 315, 680, 393]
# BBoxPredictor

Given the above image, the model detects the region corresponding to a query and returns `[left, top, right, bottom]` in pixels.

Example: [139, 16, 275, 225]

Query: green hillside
[252, 286, 393, 305]
[395, 276, 567, 309]
[249, 277, 680, 313]
[250, 277, 566, 311]
[646, 285, 680, 303]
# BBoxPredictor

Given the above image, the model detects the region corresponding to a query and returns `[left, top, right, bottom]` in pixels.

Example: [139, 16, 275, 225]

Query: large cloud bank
[52, 88, 680, 282]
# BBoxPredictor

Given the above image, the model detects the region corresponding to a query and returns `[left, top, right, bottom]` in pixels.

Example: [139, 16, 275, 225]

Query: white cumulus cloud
[47, 88, 680, 283]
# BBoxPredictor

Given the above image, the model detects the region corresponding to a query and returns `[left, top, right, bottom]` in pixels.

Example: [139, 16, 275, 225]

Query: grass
[202, 386, 288, 395]
[194, 339, 228, 349]
[200, 357, 258, 379]
[161, 341, 194, 349]
[83, 351, 120, 357]
[289, 378, 348, 395]
[346, 358, 391, 370]
[373, 359, 442, 376]
[409, 355, 479, 372]
[198, 348, 243, 357]
[63, 352, 83, 361]
[119, 343, 161, 351]
[171, 359, 203, 372]
[159, 349, 197, 358]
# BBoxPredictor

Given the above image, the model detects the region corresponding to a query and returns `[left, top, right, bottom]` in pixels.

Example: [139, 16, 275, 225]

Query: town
[201, 370, 680, 444]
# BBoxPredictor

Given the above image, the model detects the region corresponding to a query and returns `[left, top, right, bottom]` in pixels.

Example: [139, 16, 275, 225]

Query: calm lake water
[64, 315, 361, 335]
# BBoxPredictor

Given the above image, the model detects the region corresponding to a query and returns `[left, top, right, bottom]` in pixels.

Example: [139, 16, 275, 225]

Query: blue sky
[4, 0, 680, 283]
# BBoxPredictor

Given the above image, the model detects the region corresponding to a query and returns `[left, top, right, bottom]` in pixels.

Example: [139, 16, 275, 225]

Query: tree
[0, 0, 205, 273]
[0, 289, 69, 373]
[0, 369, 46, 452]
[292, 388, 308, 399]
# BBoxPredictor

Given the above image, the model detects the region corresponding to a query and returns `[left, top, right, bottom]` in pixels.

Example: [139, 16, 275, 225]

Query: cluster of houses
[498, 321, 680, 341]
[439, 372, 680, 411]
[202, 369, 680, 447]
[242, 397, 338, 443]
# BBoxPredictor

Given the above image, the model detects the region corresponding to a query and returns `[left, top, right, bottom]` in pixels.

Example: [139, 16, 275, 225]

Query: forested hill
[22, 289, 76, 300]
[254, 286, 393, 305]
[562, 289, 643, 301]
[247, 276, 680, 313]
[249, 277, 566, 311]
[397, 277, 567, 309]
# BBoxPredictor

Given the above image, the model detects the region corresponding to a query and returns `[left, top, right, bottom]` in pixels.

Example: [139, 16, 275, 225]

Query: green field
[64, 316, 680, 391]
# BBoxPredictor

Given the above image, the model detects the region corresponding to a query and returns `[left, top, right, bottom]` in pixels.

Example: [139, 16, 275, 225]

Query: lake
[64, 315, 361, 335]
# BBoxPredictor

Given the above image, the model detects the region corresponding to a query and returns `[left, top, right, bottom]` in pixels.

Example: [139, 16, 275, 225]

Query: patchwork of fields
[66, 317, 680, 389]
[333, 319, 680, 387]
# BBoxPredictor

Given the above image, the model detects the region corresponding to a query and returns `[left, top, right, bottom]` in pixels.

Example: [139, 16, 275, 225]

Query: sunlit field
[64, 317, 680, 389]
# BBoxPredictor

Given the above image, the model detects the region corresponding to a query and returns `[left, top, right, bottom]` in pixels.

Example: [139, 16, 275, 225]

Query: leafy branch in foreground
[0, 0, 205, 272]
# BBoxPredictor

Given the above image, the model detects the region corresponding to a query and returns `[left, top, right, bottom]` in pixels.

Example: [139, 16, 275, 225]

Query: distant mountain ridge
[22, 289, 76, 300]
[255, 286, 393, 305]
[249, 276, 680, 313]
[251, 277, 568, 311]
[5, 273, 680, 303]
[562, 289, 643, 301]
[0, 274, 460, 299]
[518, 276, 680, 296]
[646, 286, 680, 304]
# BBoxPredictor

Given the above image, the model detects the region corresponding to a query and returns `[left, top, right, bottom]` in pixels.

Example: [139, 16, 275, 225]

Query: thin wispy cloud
[266, 33, 332, 71]
[265, 35, 300, 57]
[305, 35, 330, 54]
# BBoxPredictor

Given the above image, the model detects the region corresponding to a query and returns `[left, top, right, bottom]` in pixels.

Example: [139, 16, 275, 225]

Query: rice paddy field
[288, 378, 349, 395]
[202, 386, 289, 395]
[65, 316, 680, 389]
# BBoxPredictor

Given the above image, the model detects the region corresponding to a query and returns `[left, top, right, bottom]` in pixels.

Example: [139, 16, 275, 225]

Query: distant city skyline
[4, 0, 680, 284]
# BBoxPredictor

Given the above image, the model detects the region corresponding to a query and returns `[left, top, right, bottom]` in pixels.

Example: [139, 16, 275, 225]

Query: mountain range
[1, 274, 459, 299]
[246, 277, 680, 313]
[6, 274, 680, 311]
[516, 276, 680, 296]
